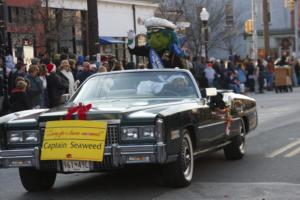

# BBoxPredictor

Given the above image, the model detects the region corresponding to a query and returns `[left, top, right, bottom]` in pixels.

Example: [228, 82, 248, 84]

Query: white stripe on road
[284, 146, 300, 158]
[267, 139, 300, 158]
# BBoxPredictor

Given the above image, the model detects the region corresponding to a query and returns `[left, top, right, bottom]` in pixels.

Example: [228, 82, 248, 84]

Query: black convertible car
[0, 69, 257, 191]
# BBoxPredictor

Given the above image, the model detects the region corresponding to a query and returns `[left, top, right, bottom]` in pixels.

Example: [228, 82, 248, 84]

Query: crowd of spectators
[189, 54, 300, 95]
[0, 53, 128, 115]
[0, 53, 299, 115]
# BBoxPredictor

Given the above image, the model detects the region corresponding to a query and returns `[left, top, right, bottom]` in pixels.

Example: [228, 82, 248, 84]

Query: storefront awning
[99, 37, 125, 45]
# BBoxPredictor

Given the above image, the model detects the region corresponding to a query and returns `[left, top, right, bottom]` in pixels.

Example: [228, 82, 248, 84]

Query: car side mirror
[205, 88, 217, 97]
[60, 94, 70, 104]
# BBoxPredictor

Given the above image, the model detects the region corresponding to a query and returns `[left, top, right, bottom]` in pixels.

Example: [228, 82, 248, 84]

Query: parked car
[0, 69, 257, 191]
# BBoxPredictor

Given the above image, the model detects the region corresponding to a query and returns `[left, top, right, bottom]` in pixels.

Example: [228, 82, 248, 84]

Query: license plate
[62, 160, 91, 172]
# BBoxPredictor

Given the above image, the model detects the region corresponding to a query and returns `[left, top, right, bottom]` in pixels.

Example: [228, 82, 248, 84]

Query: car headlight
[7, 130, 39, 144]
[141, 127, 155, 139]
[121, 127, 139, 140]
[121, 126, 155, 140]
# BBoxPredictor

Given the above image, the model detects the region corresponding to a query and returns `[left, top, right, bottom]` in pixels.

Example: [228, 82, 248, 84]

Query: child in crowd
[10, 80, 30, 112]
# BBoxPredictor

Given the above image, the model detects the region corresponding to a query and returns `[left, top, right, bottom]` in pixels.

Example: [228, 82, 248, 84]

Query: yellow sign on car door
[41, 120, 107, 162]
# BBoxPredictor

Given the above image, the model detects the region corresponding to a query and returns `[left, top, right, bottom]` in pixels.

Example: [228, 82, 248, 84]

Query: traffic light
[285, 0, 295, 10]
[244, 19, 253, 34]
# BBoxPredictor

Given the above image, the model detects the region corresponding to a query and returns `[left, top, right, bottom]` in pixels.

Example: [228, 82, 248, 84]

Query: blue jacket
[237, 69, 246, 83]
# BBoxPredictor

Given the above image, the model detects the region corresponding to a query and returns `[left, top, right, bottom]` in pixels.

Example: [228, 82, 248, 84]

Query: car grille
[105, 125, 119, 146]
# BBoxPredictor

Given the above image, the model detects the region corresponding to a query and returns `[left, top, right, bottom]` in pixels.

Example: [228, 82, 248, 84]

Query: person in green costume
[128, 17, 187, 69]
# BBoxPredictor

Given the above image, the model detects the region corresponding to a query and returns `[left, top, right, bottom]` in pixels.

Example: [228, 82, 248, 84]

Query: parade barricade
[274, 65, 293, 93]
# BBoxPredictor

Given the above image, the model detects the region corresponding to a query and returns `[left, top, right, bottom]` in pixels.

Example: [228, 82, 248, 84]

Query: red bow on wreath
[65, 103, 92, 120]
[224, 107, 233, 136]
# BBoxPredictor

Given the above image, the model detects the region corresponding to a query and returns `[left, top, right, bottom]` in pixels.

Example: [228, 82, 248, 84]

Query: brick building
[5, 0, 158, 64]
[6, 0, 45, 64]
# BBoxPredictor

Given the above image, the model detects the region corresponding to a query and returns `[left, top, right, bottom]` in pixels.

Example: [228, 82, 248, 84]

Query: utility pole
[295, 0, 299, 59]
[132, 4, 137, 64]
[251, 0, 258, 60]
[87, 0, 99, 61]
[0, 0, 9, 115]
[45, 0, 51, 55]
[262, 0, 270, 58]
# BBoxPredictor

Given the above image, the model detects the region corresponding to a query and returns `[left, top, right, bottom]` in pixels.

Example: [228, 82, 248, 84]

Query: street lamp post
[200, 8, 210, 62]
[295, 0, 299, 59]
[251, 0, 258, 60]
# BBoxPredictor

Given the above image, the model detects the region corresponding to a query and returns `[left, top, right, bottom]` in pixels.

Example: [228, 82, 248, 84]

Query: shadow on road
[20, 165, 174, 200]
[14, 152, 263, 200]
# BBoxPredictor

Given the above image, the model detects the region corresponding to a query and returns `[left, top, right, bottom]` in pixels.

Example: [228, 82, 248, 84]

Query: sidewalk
[247, 87, 300, 101]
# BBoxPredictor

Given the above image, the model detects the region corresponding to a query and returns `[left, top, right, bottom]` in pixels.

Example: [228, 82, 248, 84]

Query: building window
[225, 3, 234, 26]
[9, 7, 34, 25]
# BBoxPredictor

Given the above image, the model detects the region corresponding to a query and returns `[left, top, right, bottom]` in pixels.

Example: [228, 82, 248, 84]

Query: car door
[195, 101, 227, 149]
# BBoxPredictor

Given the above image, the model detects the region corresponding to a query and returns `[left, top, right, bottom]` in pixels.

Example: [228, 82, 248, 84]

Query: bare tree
[28, 0, 61, 54]
[155, 0, 186, 22]
[28, 0, 85, 55]
[209, 4, 245, 56]
[156, 0, 246, 59]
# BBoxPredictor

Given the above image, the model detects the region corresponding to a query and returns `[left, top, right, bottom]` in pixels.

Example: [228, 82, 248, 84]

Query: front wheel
[162, 130, 194, 188]
[19, 167, 56, 192]
[224, 120, 246, 160]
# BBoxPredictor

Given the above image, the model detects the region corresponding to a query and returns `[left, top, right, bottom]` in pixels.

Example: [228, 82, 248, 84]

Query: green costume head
[147, 29, 178, 53]
[145, 17, 179, 53]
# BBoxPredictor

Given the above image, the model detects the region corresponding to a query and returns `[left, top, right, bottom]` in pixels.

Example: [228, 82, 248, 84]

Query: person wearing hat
[204, 63, 216, 88]
[128, 17, 187, 69]
[46, 63, 69, 108]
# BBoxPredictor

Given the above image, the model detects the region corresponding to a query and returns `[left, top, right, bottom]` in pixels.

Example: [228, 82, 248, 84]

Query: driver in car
[159, 75, 189, 96]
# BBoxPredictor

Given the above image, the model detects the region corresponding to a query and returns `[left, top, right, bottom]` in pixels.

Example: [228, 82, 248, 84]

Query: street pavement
[1, 88, 300, 200]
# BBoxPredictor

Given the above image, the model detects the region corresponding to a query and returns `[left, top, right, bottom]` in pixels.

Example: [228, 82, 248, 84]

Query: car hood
[2, 98, 200, 126]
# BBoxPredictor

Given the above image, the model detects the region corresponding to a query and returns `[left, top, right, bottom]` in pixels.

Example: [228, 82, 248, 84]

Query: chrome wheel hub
[239, 126, 246, 154]
[182, 137, 193, 179]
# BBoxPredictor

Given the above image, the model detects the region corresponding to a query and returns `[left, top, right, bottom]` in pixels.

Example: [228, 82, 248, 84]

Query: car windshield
[71, 71, 199, 103]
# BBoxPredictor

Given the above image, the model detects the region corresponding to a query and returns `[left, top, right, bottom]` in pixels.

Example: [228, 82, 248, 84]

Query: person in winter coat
[10, 80, 30, 112]
[58, 60, 76, 96]
[69, 59, 78, 80]
[275, 55, 288, 66]
[76, 62, 94, 86]
[46, 63, 69, 108]
[257, 59, 266, 93]
[8, 62, 26, 93]
[237, 64, 247, 94]
[204, 63, 216, 87]
[39, 64, 49, 108]
[25, 65, 43, 108]
[266, 57, 275, 90]
[228, 71, 240, 94]
[245, 60, 256, 92]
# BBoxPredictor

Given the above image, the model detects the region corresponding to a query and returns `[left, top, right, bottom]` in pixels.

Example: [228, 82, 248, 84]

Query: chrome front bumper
[0, 143, 168, 169]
